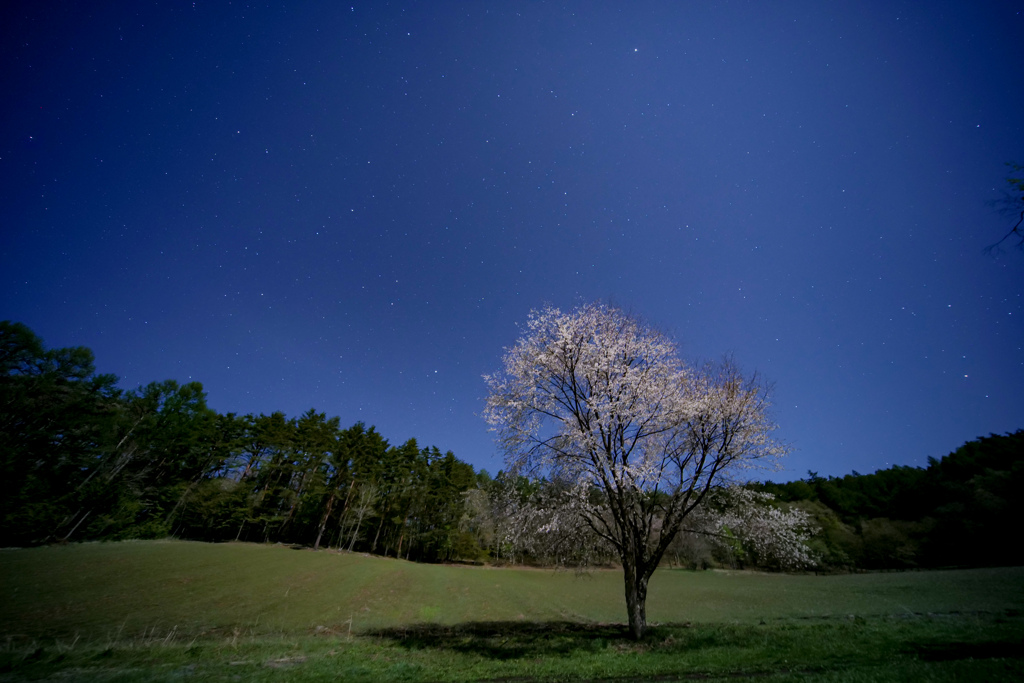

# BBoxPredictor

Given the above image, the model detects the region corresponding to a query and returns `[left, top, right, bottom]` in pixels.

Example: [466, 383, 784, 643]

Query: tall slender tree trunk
[370, 500, 390, 554]
[254, 463, 286, 543]
[277, 468, 312, 539]
[313, 490, 336, 550]
[347, 484, 376, 552]
[165, 475, 202, 529]
[394, 507, 412, 559]
[395, 527, 405, 559]
[60, 510, 92, 543]
[348, 505, 366, 552]
[333, 479, 358, 548]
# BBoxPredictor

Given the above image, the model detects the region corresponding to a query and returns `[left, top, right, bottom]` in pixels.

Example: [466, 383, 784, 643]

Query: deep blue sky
[3, 2, 1022, 480]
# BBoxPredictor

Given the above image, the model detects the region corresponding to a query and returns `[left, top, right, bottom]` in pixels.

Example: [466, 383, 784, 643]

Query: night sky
[3, 2, 1022, 481]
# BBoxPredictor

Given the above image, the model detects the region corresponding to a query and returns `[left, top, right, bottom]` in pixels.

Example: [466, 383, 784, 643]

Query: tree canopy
[483, 303, 793, 638]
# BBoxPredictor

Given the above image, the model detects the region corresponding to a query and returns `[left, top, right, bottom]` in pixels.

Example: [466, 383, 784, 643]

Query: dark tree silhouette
[986, 162, 1024, 252]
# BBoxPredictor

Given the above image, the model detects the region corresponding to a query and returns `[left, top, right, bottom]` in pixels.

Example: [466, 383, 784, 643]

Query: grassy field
[1, 540, 1022, 681]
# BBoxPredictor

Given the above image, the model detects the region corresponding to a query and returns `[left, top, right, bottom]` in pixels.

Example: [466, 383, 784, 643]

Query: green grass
[1, 540, 1022, 681]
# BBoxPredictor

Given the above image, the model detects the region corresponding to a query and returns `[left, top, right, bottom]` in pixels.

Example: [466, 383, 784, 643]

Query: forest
[751, 429, 1024, 570]
[2, 320, 1021, 572]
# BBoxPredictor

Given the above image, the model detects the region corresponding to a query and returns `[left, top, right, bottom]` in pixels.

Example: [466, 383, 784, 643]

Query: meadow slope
[2, 540, 1022, 641]
[2, 541, 1023, 682]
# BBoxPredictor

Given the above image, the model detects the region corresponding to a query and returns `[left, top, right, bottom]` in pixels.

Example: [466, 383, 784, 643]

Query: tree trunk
[347, 506, 365, 552]
[394, 507, 413, 559]
[623, 559, 649, 640]
[371, 516, 385, 554]
[347, 486, 375, 552]
[333, 479, 358, 549]
[313, 490, 336, 550]
[277, 468, 311, 538]
[60, 509, 92, 543]
[165, 476, 201, 528]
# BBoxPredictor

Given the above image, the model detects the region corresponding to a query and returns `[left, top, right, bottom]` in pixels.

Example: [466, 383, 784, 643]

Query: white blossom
[483, 303, 790, 638]
[687, 487, 818, 570]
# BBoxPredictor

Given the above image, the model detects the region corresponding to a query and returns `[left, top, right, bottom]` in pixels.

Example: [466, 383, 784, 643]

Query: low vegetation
[1, 541, 1023, 681]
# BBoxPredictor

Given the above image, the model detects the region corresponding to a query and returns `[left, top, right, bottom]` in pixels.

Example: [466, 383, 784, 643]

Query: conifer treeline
[0, 321, 488, 560]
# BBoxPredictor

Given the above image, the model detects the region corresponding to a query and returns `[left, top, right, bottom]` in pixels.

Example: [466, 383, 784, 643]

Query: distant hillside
[752, 430, 1024, 569]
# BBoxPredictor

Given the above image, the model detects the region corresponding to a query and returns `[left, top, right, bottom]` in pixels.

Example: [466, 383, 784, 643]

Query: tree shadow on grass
[362, 621, 633, 660]
[361, 621, 743, 661]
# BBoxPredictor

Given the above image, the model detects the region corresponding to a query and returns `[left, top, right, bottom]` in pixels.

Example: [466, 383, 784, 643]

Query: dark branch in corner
[985, 204, 1024, 254]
